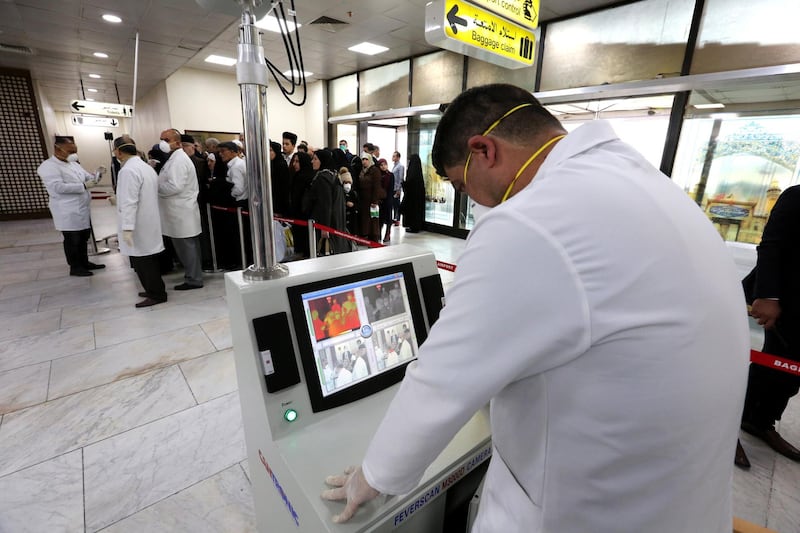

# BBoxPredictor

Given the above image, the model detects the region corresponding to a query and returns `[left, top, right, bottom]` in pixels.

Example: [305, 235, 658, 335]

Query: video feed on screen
[299, 273, 420, 397]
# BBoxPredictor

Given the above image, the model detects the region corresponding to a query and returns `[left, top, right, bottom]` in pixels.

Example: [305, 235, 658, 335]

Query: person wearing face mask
[322, 84, 750, 532]
[37, 135, 106, 276]
[399, 154, 425, 233]
[156, 128, 203, 290]
[339, 139, 354, 163]
[339, 167, 358, 236]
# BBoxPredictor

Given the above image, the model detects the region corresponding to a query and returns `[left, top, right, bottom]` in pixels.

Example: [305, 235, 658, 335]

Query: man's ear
[466, 135, 498, 167]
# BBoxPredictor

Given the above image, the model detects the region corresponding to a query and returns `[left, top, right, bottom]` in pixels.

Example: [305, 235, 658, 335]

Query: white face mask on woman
[343, 183, 352, 193]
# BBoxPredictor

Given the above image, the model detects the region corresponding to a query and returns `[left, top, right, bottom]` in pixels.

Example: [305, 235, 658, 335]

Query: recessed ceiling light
[693, 103, 725, 109]
[87, 88, 98, 93]
[88, 74, 101, 79]
[255, 15, 300, 33]
[348, 42, 389, 56]
[204, 54, 237, 66]
[93, 52, 108, 58]
[86, 98, 95, 102]
[282, 70, 313, 77]
[102, 14, 122, 23]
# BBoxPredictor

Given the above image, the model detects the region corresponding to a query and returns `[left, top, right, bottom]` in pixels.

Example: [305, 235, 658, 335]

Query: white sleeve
[38, 163, 85, 195]
[158, 160, 191, 197]
[230, 165, 246, 199]
[362, 210, 591, 494]
[116, 168, 140, 231]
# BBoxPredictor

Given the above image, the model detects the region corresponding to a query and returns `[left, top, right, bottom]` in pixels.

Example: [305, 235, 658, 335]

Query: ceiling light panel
[348, 42, 389, 55]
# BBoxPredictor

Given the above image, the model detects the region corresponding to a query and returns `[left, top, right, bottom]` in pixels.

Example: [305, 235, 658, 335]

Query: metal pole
[308, 219, 317, 259]
[237, 206, 247, 270]
[237, 5, 288, 281]
[204, 203, 224, 273]
[88, 222, 110, 256]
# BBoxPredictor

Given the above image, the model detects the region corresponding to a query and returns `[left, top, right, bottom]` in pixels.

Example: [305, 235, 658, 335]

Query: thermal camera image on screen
[300, 273, 420, 397]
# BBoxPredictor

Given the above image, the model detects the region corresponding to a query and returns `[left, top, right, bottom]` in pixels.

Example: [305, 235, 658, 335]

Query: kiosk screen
[287, 264, 428, 412]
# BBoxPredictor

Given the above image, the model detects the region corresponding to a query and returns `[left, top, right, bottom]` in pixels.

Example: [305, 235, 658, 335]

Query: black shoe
[85, 262, 106, 270]
[70, 269, 93, 277]
[735, 439, 751, 469]
[138, 292, 148, 297]
[135, 297, 166, 308]
[742, 422, 800, 461]
[174, 283, 203, 291]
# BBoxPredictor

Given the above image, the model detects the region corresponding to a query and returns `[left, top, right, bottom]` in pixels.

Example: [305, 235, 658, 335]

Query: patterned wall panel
[0, 68, 50, 220]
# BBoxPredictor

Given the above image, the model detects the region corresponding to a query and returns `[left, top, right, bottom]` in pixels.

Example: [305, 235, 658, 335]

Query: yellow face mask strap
[463, 103, 534, 185]
[500, 134, 566, 203]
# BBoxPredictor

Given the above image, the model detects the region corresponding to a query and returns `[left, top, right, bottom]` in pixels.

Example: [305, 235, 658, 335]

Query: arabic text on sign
[465, 0, 539, 29]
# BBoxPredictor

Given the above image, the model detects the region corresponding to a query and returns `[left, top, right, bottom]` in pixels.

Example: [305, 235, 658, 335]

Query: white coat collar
[536, 120, 619, 178]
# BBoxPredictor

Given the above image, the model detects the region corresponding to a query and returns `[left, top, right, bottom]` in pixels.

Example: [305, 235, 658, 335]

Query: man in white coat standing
[322, 84, 751, 532]
[157, 128, 203, 290]
[37, 135, 106, 277]
[113, 135, 167, 308]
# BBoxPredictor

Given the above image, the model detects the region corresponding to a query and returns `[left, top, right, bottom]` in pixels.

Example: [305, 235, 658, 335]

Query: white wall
[51, 112, 131, 173]
[132, 80, 171, 149]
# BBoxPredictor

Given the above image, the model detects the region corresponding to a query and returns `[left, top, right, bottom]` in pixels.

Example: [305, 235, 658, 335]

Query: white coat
[352, 356, 368, 380]
[116, 156, 165, 257]
[362, 121, 750, 533]
[226, 156, 248, 202]
[37, 156, 94, 231]
[157, 148, 201, 238]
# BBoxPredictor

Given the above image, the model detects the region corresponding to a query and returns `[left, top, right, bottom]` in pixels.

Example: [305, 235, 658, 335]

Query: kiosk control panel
[226, 244, 492, 532]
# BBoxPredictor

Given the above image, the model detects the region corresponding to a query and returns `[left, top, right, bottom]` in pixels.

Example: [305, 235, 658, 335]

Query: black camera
[104, 132, 113, 141]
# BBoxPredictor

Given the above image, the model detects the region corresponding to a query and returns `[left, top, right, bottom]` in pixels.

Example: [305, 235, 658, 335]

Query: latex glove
[107, 194, 117, 206]
[84, 180, 97, 189]
[750, 298, 781, 330]
[122, 230, 134, 247]
[321, 466, 380, 524]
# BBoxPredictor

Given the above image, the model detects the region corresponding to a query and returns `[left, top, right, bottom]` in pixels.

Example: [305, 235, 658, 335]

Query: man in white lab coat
[37, 135, 106, 277]
[113, 135, 167, 308]
[157, 128, 203, 290]
[322, 84, 751, 532]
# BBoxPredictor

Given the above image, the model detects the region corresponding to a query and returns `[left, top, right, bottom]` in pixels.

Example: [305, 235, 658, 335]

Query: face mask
[66, 153, 80, 163]
[159, 140, 172, 153]
[471, 201, 492, 224]
[339, 144, 347, 151]
[343, 183, 352, 193]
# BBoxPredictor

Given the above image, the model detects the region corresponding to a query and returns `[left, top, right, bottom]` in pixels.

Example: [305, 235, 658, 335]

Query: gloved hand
[122, 230, 134, 247]
[95, 167, 107, 181]
[84, 180, 97, 189]
[321, 466, 380, 524]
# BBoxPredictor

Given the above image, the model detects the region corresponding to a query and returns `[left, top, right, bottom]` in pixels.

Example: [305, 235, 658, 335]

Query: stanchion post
[204, 204, 224, 273]
[88, 222, 110, 256]
[308, 219, 316, 259]
[237, 206, 247, 270]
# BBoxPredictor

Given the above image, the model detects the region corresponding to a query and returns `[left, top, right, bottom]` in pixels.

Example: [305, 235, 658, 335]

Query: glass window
[539, 0, 693, 91]
[672, 113, 800, 244]
[466, 57, 535, 92]
[412, 51, 464, 106]
[546, 95, 675, 169]
[329, 75, 358, 116]
[692, 0, 800, 73]
[359, 60, 410, 112]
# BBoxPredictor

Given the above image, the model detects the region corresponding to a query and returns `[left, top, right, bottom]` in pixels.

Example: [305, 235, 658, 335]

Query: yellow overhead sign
[442, 0, 536, 67]
[466, 0, 539, 29]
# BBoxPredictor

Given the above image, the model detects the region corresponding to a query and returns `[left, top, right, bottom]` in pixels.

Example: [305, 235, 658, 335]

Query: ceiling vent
[309, 15, 349, 32]
[0, 43, 36, 56]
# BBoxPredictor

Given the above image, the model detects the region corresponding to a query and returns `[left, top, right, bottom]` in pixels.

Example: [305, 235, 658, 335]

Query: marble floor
[0, 200, 797, 532]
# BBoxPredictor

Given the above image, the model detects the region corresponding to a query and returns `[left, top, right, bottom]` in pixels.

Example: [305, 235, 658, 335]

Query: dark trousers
[131, 254, 167, 302]
[392, 195, 401, 221]
[62, 229, 91, 272]
[742, 325, 800, 429]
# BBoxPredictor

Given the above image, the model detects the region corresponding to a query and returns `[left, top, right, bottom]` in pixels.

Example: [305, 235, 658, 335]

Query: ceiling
[0, 0, 626, 113]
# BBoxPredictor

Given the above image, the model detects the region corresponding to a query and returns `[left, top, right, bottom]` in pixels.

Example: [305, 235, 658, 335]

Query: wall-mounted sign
[466, 0, 539, 29]
[70, 114, 121, 127]
[708, 204, 751, 219]
[69, 100, 133, 118]
[425, 0, 538, 69]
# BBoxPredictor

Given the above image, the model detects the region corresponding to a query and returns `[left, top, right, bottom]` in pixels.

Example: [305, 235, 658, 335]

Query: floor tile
[0, 250, 42, 265]
[0, 362, 50, 415]
[0, 293, 40, 318]
[100, 464, 256, 533]
[200, 316, 232, 350]
[0, 366, 196, 477]
[83, 391, 246, 532]
[0, 323, 94, 373]
[179, 349, 238, 403]
[93, 297, 229, 348]
[49, 326, 217, 400]
[0, 450, 84, 533]
[0, 275, 91, 300]
[0, 308, 61, 343]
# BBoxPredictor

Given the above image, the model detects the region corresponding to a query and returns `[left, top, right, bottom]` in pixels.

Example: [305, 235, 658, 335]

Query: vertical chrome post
[308, 219, 317, 259]
[237, 5, 288, 281]
[237, 206, 247, 269]
[205, 203, 223, 273]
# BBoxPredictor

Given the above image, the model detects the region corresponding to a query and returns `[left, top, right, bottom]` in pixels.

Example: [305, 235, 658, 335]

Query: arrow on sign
[71, 101, 84, 112]
[110, 119, 118, 126]
[447, 4, 467, 34]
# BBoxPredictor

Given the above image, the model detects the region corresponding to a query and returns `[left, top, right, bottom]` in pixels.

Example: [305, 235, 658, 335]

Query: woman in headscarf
[377, 158, 394, 243]
[401, 154, 426, 233]
[269, 141, 291, 217]
[289, 151, 315, 258]
[356, 153, 384, 243]
[302, 149, 349, 254]
[339, 167, 358, 236]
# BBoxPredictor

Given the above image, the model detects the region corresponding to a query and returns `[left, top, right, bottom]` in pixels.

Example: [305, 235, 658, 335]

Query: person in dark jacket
[340, 167, 358, 237]
[302, 149, 349, 254]
[290, 151, 316, 258]
[401, 154, 426, 233]
[357, 154, 384, 243]
[269, 141, 292, 217]
[377, 158, 394, 243]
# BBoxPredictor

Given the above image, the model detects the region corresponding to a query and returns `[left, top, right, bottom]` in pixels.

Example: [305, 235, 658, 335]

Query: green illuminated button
[284, 409, 298, 422]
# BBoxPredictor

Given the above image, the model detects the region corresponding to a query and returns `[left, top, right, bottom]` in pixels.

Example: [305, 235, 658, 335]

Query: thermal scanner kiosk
[226, 244, 492, 533]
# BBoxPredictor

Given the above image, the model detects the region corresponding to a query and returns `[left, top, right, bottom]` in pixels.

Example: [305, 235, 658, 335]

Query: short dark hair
[54, 135, 75, 145]
[282, 131, 297, 145]
[431, 84, 564, 177]
[218, 141, 239, 152]
[113, 134, 138, 155]
[393, 151, 401, 159]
